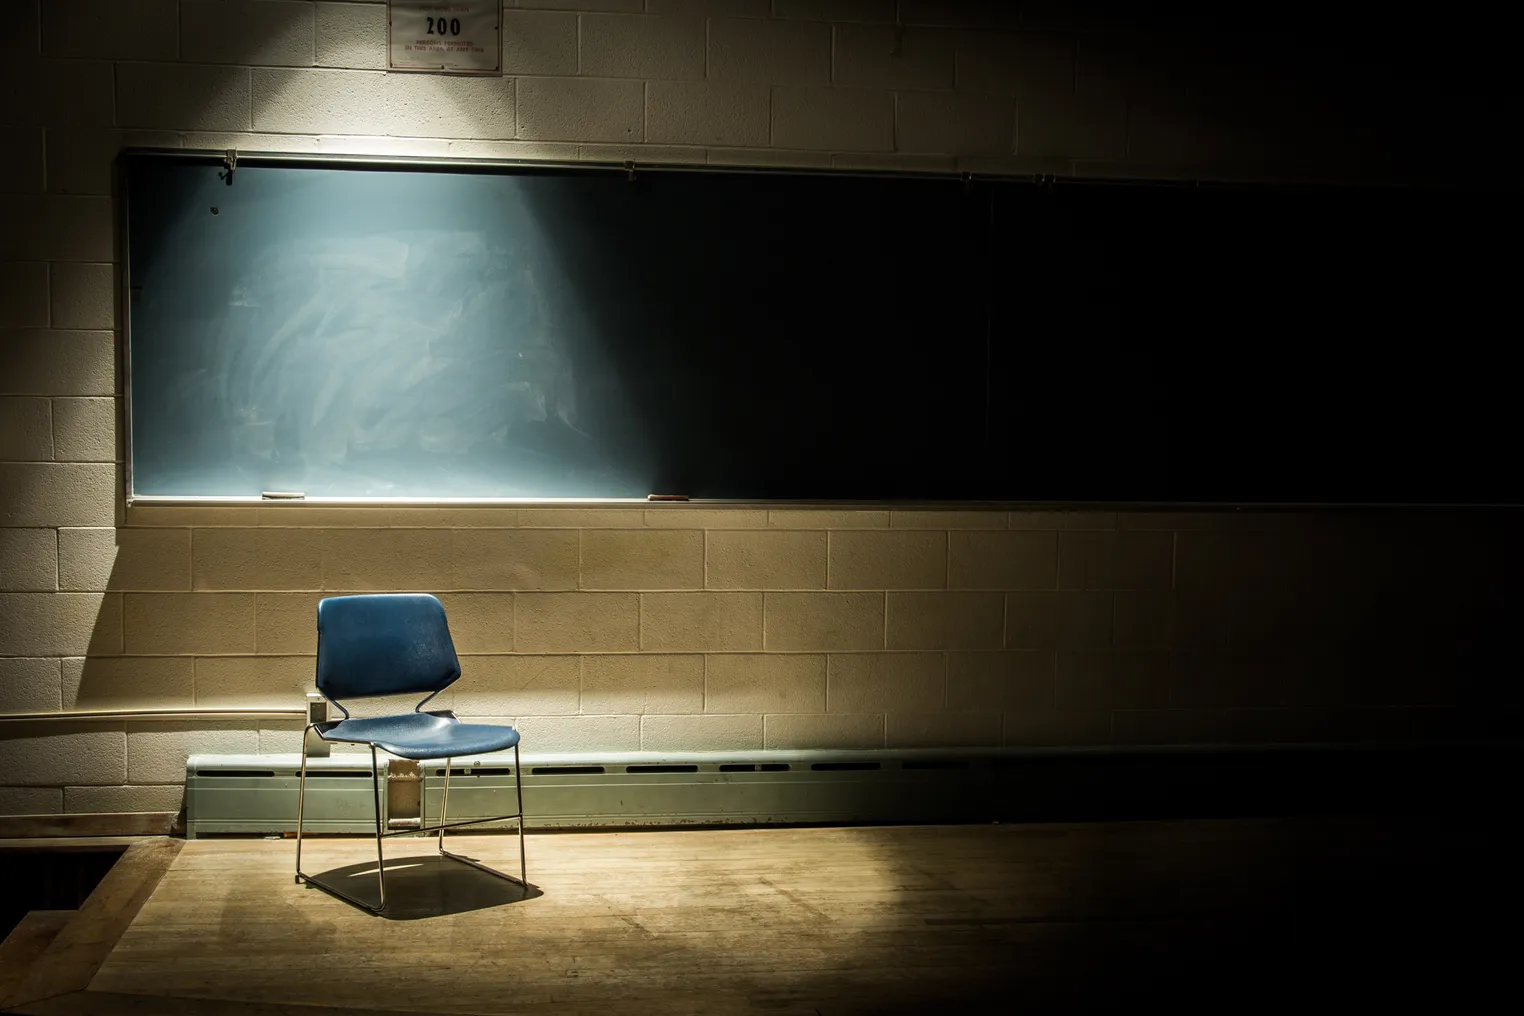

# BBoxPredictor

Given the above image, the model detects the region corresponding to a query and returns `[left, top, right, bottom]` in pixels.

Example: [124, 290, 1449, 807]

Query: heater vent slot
[531, 765, 606, 775]
[197, 769, 276, 778]
[434, 767, 515, 777]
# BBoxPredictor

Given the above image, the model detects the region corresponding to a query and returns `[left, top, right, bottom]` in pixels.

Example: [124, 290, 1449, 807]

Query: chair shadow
[303, 852, 543, 920]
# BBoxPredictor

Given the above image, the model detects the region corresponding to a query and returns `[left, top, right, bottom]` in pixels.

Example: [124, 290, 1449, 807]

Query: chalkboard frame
[119, 148, 1520, 510]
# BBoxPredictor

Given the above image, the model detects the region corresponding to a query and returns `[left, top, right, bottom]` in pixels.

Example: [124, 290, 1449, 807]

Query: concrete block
[767, 509, 888, 528]
[1009, 510, 1116, 530]
[1019, 91, 1126, 160]
[0, 60, 115, 128]
[1112, 592, 1174, 650]
[955, 30, 1075, 95]
[1003, 708, 1111, 746]
[580, 13, 705, 80]
[0, 592, 119, 656]
[0, 330, 115, 397]
[707, 147, 831, 167]
[500, 9, 576, 75]
[885, 591, 1003, 650]
[580, 529, 704, 590]
[0, 787, 63, 814]
[125, 721, 259, 784]
[61, 655, 194, 710]
[256, 506, 390, 527]
[772, 85, 893, 151]
[828, 530, 946, 589]
[706, 529, 825, 590]
[449, 138, 581, 160]
[643, 508, 768, 528]
[388, 507, 521, 528]
[646, 80, 769, 147]
[47, 129, 180, 195]
[827, 652, 944, 713]
[320, 528, 453, 591]
[0, 528, 56, 592]
[117, 63, 251, 132]
[516, 0, 641, 10]
[885, 711, 1003, 748]
[511, 714, 641, 754]
[256, 720, 304, 754]
[763, 591, 883, 651]
[250, 68, 378, 134]
[2, 0, 39, 57]
[0, 126, 43, 192]
[0, 726, 126, 785]
[1005, 590, 1111, 649]
[516, 591, 636, 652]
[181, 0, 315, 66]
[433, 593, 516, 653]
[48, 263, 113, 328]
[59, 527, 190, 591]
[0, 396, 52, 459]
[899, 1, 1021, 29]
[64, 784, 185, 814]
[51, 397, 115, 462]
[41, 0, 178, 60]
[0, 194, 113, 262]
[1058, 531, 1174, 590]
[253, 592, 322, 653]
[382, 72, 516, 140]
[0, 263, 49, 328]
[0, 463, 116, 526]
[121, 592, 254, 655]
[896, 90, 1014, 155]
[647, 0, 769, 15]
[889, 510, 1006, 529]
[450, 529, 578, 591]
[180, 130, 319, 154]
[0, 657, 62, 712]
[641, 713, 762, 751]
[946, 651, 1053, 711]
[640, 591, 763, 651]
[581, 653, 703, 714]
[452, 654, 581, 715]
[947, 531, 1057, 589]
[775, 0, 895, 19]
[124, 506, 257, 527]
[1056, 651, 1170, 709]
[192, 528, 324, 591]
[708, 17, 830, 85]
[193, 655, 312, 708]
[515, 77, 642, 142]
[834, 25, 954, 90]
[763, 712, 882, 749]
[315, 1, 387, 69]
[704, 653, 825, 713]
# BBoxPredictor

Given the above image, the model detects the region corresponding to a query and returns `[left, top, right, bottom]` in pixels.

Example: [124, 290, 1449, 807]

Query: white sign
[389, 1, 500, 74]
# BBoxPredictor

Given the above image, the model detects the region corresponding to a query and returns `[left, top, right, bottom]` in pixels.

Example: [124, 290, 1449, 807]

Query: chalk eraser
[646, 494, 689, 501]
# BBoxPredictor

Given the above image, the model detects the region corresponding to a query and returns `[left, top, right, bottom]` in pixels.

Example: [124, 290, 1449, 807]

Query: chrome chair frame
[294, 709, 528, 914]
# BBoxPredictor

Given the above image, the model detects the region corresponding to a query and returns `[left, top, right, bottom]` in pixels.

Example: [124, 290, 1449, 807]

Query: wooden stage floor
[3, 816, 1508, 1014]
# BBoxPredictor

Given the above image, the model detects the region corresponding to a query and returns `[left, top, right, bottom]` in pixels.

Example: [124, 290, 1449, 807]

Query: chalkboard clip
[220, 149, 237, 186]
[625, 161, 637, 182]
[260, 491, 305, 500]
[647, 494, 688, 501]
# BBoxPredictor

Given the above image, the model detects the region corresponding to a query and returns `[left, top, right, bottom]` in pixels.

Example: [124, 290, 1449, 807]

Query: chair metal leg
[294, 741, 388, 913]
[515, 741, 526, 885]
[436, 750, 529, 889]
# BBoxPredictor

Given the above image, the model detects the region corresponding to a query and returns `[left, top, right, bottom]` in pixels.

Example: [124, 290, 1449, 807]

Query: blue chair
[295, 593, 527, 912]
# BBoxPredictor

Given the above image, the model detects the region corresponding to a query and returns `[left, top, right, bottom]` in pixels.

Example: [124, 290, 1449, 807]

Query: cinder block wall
[0, 1, 1516, 818]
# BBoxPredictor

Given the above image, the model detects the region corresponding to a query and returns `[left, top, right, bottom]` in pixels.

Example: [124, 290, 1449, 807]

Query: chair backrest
[315, 594, 461, 704]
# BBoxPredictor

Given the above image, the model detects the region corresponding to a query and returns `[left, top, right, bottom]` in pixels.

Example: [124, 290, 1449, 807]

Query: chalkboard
[124, 150, 1518, 503]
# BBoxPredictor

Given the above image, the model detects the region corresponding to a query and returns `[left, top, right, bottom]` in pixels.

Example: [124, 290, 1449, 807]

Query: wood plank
[0, 912, 74, 1004]
[0, 814, 177, 839]
[2, 838, 183, 1011]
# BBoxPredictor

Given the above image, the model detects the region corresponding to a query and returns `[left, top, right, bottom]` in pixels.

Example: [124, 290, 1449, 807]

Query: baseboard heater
[184, 742, 1502, 838]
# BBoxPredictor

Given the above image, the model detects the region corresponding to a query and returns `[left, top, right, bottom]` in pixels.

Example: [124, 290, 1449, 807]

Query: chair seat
[319, 712, 520, 760]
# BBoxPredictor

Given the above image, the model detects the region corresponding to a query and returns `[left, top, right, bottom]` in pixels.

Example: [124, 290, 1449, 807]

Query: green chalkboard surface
[124, 150, 1517, 503]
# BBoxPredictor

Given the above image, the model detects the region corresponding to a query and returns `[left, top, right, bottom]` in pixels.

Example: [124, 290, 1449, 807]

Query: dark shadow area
[299, 851, 541, 920]
[0, 846, 124, 940]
